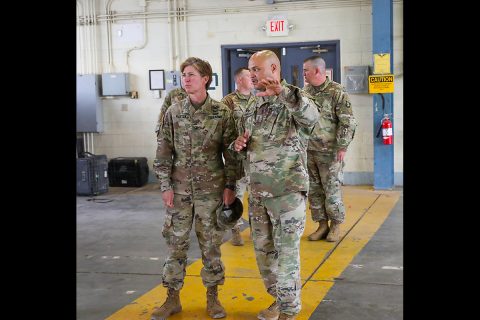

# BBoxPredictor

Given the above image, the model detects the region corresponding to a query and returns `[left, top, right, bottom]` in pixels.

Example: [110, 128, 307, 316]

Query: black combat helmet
[216, 197, 243, 230]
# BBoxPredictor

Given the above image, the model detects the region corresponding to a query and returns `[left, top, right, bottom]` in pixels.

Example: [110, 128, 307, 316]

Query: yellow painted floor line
[106, 186, 401, 320]
[297, 189, 401, 320]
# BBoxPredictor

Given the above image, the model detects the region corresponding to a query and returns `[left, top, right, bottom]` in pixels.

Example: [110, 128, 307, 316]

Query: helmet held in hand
[216, 197, 243, 230]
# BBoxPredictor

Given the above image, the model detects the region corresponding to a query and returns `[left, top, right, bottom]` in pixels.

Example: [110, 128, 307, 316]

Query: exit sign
[266, 19, 289, 36]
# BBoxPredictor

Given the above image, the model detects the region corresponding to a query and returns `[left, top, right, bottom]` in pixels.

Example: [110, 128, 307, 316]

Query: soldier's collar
[311, 77, 331, 92]
[235, 90, 252, 100]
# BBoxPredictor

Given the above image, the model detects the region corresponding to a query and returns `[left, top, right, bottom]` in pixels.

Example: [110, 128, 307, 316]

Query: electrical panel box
[102, 73, 130, 96]
[164, 70, 182, 94]
[344, 66, 370, 94]
[77, 74, 104, 132]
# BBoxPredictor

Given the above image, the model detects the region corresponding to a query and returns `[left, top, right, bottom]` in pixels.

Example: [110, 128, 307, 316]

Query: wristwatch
[225, 184, 236, 191]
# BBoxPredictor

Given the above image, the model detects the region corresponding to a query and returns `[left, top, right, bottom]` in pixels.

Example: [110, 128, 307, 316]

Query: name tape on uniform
[368, 74, 394, 93]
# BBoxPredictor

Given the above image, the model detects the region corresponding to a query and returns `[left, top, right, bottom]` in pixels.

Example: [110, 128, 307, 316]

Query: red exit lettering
[266, 19, 288, 36]
[270, 20, 285, 32]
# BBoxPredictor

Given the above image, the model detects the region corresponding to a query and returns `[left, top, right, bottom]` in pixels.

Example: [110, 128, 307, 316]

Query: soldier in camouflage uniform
[152, 57, 238, 320]
[231, 50, 319, 320]
[221, 67, 255, 246]
[154, 87, 188, 135]
[303, 56, 357, 243]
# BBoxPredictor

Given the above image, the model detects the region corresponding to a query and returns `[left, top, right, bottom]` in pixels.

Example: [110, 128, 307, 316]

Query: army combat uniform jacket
[234, 81, 320, 198]
[221, 90, 255, 180]
[221, 90, 255, 130]
[304, 78, 356, 153]
[155, 88, 189, 134]
[154, 94, 238, 195]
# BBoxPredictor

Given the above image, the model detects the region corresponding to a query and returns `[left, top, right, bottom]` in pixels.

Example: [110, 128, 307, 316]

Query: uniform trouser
[307, 150, 345, 223]
[233, 174, 250, 229]
[236, 174, 249, 205]
[249, 192, 306, 316]
[161, 193, 226, 290]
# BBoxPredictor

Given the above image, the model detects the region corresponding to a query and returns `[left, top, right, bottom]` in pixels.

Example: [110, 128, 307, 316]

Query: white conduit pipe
[96, 11, 167, 20]
[76, 1, 85, 74]
[94, 0, 379, 22]
[105, 0, 115, 73]
[88, 0, 94, 74]
[173, 0, 180, 69]
[182, 0, 188, 59]
[85, 0, 92, 74]
[90, 133, 94, 154]
[167, 0, 174, 70]
[89, 2, 96, 153]
[88, 0, 94, 73]
[83, 0, 89, 74]
[126, 3, 149, 73]
[91, 0, 99, 73]
[83, 8, 89, 74]
[83, 133, 88, 153]
[99, 9, 165, 18]
[97, 15, 166, 22]
[171, 0, 177, 69]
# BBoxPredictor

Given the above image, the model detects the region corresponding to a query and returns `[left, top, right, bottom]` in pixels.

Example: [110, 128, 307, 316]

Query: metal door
[227, 49, 254, 93]
[225, 47, 281, 94]
[281, 42, 340, 88]
[221, 41, 339, 96]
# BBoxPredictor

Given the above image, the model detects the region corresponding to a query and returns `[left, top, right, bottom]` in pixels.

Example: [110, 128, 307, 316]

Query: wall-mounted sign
[368, 74, 394, 93]
[149, 70, 165, 90]
[208, 73, 219, 90]
[266, 19, 289, 36]
[373, 53, 391, 74]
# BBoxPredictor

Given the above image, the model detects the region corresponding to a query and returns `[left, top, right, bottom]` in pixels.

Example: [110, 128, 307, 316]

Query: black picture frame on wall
[149, 70, 165, 90]
[208, 73, 219, 90]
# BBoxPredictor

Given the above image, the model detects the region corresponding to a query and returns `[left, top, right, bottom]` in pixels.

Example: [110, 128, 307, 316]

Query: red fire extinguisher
[381, 116, 393, 145]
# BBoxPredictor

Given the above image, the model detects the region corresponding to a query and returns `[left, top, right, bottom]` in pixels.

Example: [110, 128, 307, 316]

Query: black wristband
[225, 184, 235, 191]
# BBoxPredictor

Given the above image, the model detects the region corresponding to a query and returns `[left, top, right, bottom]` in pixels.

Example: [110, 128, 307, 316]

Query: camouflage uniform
[153, 94, 238, 290]
[231, 81, 319, 315]
[304, 77, 356, 224]
[221, 90, 255, 222]
[154, 88, 188, 134]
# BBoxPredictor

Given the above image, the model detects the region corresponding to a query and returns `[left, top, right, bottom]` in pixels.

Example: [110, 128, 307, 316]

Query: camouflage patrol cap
[216, 197, 243, 230]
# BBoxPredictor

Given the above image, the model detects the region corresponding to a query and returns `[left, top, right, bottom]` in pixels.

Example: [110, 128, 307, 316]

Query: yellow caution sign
[368, 74, 394, 93]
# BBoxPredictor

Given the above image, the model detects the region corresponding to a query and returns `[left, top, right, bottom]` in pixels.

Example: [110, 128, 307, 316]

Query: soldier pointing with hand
[231, 50, 319, 320]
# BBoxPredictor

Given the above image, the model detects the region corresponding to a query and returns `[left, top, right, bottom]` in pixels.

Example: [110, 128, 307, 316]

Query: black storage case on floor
[76, 152, 109, 196]
[108, 157, 149, 187]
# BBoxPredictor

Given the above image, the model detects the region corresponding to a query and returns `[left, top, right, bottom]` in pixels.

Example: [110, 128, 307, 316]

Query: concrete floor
[308, 195, 403, 320]
[77, 184, 402, 320]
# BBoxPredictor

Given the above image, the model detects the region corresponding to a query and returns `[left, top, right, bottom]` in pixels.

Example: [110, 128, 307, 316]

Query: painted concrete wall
[76, 0, 403, 185]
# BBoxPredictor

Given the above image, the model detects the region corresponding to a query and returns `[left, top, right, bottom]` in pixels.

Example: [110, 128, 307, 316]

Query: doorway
[220, 40, 340, 96]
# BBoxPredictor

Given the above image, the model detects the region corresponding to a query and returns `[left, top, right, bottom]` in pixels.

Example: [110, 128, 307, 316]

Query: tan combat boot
[278, 313, 296, 320]
[307, 220, 329, 241]
[257, 301, 280, 320]
[326, 221, 341, 242]
[150, 288, 182, 320]
[230, 226, 244, 246]
[206, 285, 226, 319]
